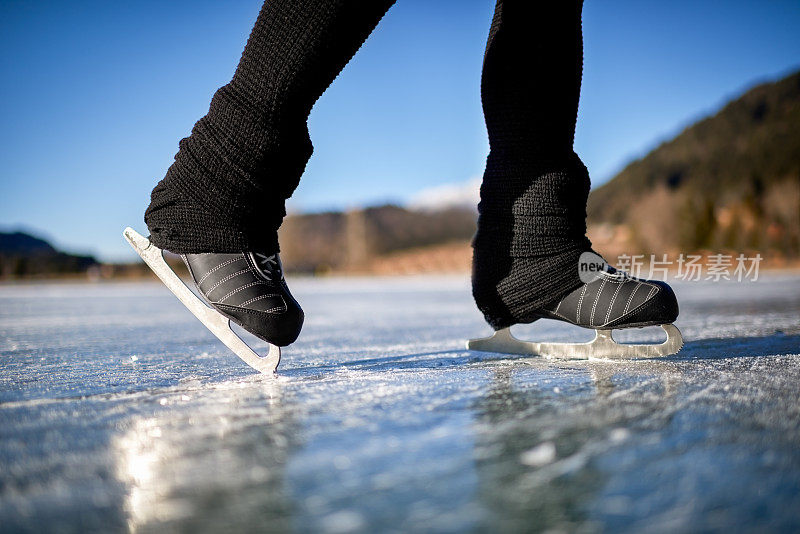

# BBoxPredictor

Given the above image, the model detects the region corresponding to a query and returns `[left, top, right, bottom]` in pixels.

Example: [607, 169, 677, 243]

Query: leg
[472, 0, 679, 340]
[473, 0, 591, 329]
[145, 0, 396, 254]
[136, 0, 395, 360]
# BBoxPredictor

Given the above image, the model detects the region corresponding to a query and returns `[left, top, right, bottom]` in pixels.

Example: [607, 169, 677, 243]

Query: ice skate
[124, 227, 303, 373]
[468, 262, 683, 360]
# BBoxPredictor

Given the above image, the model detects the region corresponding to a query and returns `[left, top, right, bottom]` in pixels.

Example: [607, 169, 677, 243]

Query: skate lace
[604, 267, 633, 282]
[254, 253, 281, 281]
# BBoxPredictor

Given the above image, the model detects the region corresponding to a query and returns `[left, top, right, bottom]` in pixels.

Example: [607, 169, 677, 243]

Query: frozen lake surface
[1, 274, 800, 533]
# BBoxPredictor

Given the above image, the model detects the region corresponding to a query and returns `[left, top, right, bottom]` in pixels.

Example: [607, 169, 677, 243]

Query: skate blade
[467, 324, 683, 360]
[123, 227, 281, 374]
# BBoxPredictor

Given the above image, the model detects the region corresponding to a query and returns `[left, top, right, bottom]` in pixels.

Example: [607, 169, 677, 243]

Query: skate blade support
[467, 324, 683, 360]
[123, 227, 280, 374]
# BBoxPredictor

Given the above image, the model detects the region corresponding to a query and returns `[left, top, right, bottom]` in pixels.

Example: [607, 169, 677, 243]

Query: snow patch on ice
[520, 442, 557, 467]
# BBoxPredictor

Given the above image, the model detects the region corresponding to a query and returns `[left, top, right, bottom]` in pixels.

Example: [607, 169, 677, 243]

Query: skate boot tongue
[249, 252, 284, 282]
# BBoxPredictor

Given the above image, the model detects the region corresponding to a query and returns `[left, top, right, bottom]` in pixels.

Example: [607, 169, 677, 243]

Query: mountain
[278, 205, 476, 273]
[0, 232, 57, 255]
[587, 70, 800, 258]
[0, 231, 99, 278]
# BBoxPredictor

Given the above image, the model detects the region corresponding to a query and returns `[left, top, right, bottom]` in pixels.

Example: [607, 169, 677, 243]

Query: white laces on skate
[601, 264, 633, 282]
[253, 252, 282, 281]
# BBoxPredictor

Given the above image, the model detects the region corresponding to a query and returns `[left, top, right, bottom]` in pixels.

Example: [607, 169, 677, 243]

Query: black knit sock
[472, 0, 594, 330]
[145, 0, 395, 254]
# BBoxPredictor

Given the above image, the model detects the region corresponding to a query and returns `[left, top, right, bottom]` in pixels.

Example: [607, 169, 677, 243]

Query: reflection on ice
[112, 379, 294, 532]
[115, 418, 186, 529]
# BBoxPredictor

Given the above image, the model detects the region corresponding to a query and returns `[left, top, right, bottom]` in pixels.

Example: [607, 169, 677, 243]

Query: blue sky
[1, 0, 798, 261]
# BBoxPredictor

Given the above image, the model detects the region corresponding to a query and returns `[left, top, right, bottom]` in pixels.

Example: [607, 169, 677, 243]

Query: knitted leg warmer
[472, 0, 594, 330]
[145, 0, 395, 254]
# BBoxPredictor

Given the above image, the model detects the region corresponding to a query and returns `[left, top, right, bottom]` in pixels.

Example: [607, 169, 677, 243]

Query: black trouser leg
[472, 0, 594, 329]
[145, 0, 396, 254]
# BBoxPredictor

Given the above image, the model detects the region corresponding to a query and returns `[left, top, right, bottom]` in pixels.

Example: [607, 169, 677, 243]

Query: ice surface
[1, 275, 799, 532]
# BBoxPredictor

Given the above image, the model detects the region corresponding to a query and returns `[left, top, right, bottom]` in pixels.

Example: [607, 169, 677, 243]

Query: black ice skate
[182, 250, 303, 347]
[468, 262, 683, 359]
[123, 227, 302, 373]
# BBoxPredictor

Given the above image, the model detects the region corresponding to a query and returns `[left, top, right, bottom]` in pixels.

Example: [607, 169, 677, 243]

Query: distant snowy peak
[407, 177, 481, 212]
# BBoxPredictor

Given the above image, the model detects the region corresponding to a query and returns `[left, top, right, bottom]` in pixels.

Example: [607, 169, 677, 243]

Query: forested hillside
[587, 70, 800, 258]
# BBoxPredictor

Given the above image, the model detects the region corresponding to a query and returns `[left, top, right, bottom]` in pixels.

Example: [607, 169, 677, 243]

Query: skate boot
[537, 263, 678, 330]
[468, 260, 682, 360]
[182, 251, 303, 347]
[123, 227, 296, 373]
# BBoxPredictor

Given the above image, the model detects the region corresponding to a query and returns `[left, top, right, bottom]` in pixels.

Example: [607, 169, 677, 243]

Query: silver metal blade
[123, 227, 281, 374]
[467, 324, 683, 360]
